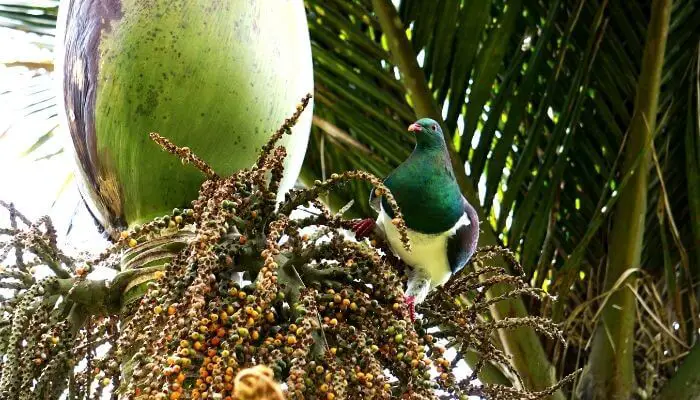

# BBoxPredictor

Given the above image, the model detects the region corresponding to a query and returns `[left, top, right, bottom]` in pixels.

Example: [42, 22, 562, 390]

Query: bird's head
[407, 118, 445, 149]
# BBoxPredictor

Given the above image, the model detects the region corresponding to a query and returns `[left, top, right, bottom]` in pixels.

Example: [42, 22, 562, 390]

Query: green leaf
[459, 0, 522, 157]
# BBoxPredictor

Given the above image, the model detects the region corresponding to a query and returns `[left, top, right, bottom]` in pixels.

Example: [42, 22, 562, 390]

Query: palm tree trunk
[577, 0, 671, 398]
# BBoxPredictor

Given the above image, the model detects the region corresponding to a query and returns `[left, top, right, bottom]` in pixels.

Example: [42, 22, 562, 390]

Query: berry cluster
[0, 95, 575, 399]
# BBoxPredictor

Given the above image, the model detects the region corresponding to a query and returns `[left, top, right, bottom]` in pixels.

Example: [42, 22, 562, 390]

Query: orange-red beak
[408, 123, 421, 133]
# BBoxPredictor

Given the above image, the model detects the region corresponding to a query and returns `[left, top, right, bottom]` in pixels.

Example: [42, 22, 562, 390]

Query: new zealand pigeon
[352, 118, 480, 320]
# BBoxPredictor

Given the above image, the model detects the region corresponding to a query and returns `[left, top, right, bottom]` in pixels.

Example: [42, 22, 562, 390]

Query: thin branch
[149, 133, 219, 179]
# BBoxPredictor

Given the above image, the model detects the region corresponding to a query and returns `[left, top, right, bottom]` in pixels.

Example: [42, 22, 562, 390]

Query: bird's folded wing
[445, 197, 480, 274]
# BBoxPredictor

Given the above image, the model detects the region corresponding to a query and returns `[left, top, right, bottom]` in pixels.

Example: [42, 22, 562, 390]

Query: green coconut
[56, 0, 313, 237]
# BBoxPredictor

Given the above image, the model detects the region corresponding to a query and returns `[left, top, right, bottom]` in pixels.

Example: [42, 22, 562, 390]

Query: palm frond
[0, 0, 59, 161]
[302, 0, 700, 396]
[0, 0, 58, 36]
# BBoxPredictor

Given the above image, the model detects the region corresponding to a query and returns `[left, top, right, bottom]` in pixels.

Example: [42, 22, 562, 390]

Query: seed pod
[57, 0, 313, 237]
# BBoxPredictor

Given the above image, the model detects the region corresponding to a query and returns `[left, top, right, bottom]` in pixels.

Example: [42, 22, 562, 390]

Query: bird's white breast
[376, 208, 470, 289]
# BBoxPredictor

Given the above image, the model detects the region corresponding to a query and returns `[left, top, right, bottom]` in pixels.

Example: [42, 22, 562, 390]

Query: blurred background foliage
[1, 0, 699, 398]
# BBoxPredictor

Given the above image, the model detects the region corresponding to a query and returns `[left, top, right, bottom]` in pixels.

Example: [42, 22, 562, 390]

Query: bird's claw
[404, 295, 416, 323]
[351, 218, 375, 239]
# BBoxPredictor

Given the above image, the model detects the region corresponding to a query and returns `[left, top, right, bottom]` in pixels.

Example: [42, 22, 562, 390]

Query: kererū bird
[352, 118, 480, 320]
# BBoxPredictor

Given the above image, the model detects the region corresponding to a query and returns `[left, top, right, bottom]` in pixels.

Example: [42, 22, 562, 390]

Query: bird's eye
[431, 124, 437, 131]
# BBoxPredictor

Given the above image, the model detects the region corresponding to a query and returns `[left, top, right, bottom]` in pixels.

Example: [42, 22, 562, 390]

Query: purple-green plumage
[356, 118, 480, 318]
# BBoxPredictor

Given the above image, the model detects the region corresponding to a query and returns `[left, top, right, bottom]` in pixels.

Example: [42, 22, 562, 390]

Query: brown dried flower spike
[0, 94, 576, 400]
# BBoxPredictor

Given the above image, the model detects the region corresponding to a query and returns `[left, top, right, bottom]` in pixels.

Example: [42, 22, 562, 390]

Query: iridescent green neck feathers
[381, 119, 463, 234]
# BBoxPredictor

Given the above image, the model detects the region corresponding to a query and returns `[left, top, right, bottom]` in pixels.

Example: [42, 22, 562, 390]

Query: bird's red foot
[351, 218, 375, 239]
[405, 295, 416, 323]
